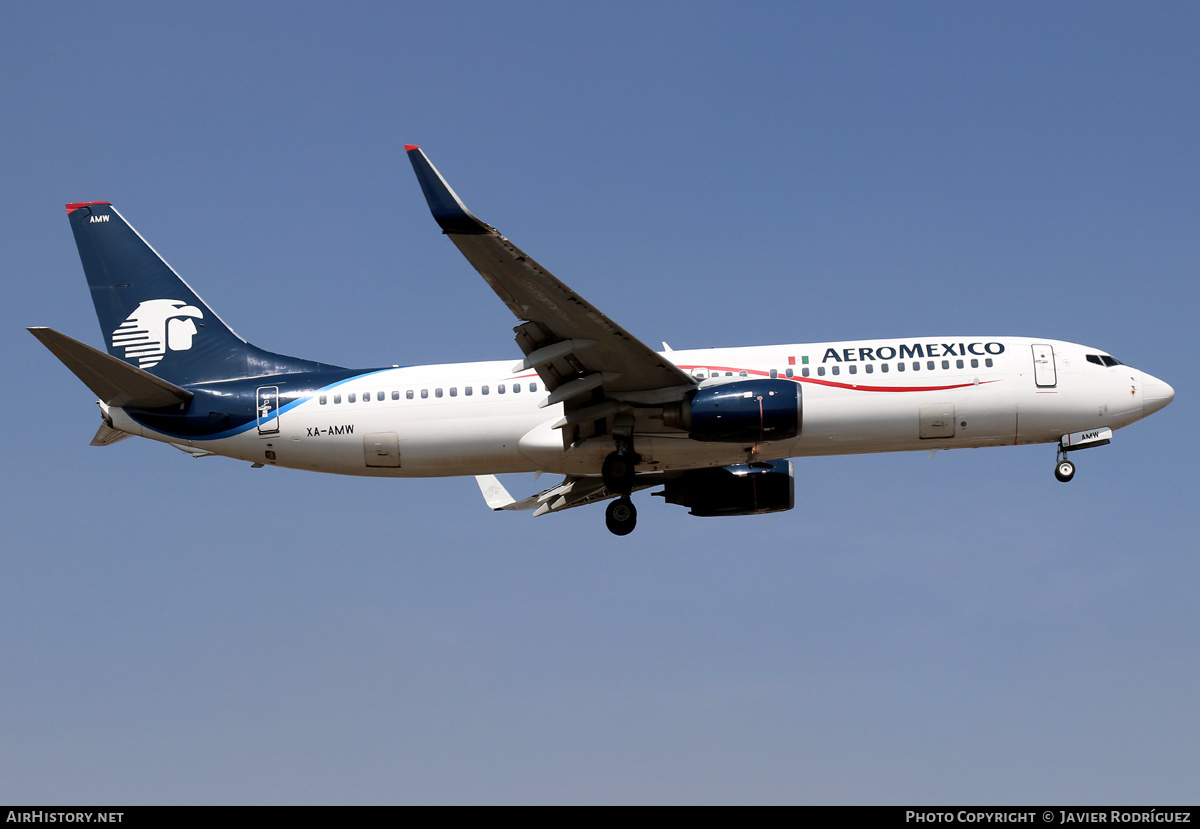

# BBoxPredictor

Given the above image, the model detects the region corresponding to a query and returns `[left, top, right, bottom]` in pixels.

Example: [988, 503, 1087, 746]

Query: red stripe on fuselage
[676, 364, 996, 393]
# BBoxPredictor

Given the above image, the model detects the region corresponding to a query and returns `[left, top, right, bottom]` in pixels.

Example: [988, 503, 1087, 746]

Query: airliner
[30, 146, 1175, 535]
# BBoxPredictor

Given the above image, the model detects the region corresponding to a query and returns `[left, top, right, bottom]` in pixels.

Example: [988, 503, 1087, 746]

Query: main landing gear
[602, 449, 641, 535]
[602, 425, 642, 535]
[605, 497, 637, 536]
[601, 450, 639, 495]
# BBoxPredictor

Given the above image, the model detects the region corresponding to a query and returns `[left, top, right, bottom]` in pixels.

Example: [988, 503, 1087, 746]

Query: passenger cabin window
[513, 383, 521, 393]
[865, 364, 873, 374]
[897, 363, 905, 372]
[530, 382, 538, 392]
[848, 365, 857, 375]
[319, 395, 327, 405]
[450, 387, 457, 397]
[941, 360, 950, 370]
[785, 368, 793, 378]
[465, 387, 473, 396]
[802, 368, 810, 377]
[421, 389, 428, 399]
[770, 369, 778, 379]
[817, 367, 826, 377]
[956, 359, 964, 369]
[881, 363, 889, 373]
[985, 358, 994, 368]
[482, 385, 489, 395]
[435, 388, 443, 398]
[971, 359, 979, 368]
[378, 392, 385, 401]
[498, 384, 506, 394]
[406, 390, 414, 400]
[348, 393, 356, 403]
[334, 394, 342, 404]
[391, 391, 399, 400]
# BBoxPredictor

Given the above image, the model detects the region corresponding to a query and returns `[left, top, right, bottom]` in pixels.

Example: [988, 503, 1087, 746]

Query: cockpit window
[1087, 354, 1123, 367]
[1102, 356, 1122, 367]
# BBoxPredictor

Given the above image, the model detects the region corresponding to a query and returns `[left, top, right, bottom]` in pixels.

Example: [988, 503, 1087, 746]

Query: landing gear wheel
[602, 451, 639, 495]
[605, 497, 637, 536]
[1055, 459, 1076, 483]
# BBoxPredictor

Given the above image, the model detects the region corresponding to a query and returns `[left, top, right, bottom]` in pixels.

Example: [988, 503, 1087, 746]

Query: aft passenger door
[256, 386, 280, 434]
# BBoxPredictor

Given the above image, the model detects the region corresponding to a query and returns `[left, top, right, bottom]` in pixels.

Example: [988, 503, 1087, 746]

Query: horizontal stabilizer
[29, 327, 193, 408]
[90, 420, 132, 446]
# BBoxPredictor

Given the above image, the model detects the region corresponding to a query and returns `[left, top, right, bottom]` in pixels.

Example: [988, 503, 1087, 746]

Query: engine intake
[662, 379, 801, 443]
[656, 460, 795, 517]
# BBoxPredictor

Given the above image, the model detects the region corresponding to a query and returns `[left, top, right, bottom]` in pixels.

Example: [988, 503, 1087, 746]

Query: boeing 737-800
[30, 146, 1175, 535]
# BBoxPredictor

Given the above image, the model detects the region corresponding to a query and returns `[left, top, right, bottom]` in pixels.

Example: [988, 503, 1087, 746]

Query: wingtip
[475, 475, 517, 510]
[404, 144, 420, 152]
[406, 146, 490, 235]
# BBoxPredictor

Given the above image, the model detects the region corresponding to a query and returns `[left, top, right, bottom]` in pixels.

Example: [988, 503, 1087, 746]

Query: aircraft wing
[475, 474, 658, 517]
[406, 146, 695, 441]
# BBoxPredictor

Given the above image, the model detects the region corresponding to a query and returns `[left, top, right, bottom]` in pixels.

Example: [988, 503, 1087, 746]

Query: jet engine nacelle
[655, 460, 795, 517]
[662, 379, 801, 443]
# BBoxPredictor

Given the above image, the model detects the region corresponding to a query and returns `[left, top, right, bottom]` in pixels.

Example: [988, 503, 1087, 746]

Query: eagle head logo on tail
[110, 299, 204, 368]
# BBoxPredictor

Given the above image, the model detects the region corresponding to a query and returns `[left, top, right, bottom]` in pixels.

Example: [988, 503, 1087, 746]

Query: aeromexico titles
[30, 146, 1174, 535]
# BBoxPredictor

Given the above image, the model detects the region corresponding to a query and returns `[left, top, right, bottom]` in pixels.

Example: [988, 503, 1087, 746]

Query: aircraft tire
[602, 451, 637, 495]
[1055, 460, 1075, 482]
[605, 497, 637, 536]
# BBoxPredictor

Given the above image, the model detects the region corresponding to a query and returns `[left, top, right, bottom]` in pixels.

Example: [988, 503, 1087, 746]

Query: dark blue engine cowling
[655, 460, 794, 517]
[686, 379, 801, 443]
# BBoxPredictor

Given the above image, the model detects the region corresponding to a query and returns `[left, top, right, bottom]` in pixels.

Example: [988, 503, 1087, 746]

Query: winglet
[475, 475, 517, 510]
[405, 146, 491, 235]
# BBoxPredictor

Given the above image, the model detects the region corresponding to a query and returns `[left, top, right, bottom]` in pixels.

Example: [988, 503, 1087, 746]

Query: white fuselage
[107, 336, 1168, 478]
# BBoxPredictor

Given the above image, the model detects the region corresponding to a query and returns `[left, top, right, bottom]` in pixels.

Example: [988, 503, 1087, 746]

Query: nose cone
[1142, 371, 1175, 417]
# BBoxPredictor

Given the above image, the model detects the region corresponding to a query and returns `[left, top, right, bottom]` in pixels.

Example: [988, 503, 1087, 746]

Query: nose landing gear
[1054, 427, 1113, 482]
[1054, 444, 1077, 482]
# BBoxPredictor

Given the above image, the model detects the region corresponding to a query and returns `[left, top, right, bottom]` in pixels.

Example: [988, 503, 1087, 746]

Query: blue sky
[2, 2, 1197, 804]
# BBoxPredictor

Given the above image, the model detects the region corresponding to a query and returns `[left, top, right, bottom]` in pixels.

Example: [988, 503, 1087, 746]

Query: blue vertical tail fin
[66, 201, 338, 384]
